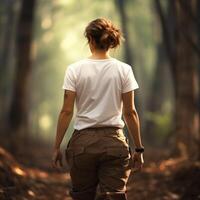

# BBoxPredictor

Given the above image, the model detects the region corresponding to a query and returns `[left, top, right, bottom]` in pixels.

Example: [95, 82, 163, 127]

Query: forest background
[0, 0, 199, 199]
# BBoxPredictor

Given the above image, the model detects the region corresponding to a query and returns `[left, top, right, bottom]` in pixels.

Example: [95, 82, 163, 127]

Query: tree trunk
[197, 0, 200, 160]
[7, 0, 36, 137]
[174, 0, 199, 160]
[155, 0, 199, 160]
[0, 0, 17, 129]
[115, 0, 133, 65]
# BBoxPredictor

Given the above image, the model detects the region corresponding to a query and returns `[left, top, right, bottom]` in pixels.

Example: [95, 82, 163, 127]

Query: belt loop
[73, 129, 80, 135]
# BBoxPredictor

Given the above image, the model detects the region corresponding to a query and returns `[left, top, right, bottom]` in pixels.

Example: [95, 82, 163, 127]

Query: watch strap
[135, 147, 144, 153]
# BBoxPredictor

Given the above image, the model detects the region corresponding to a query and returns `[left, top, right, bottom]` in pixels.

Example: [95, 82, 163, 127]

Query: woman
[52, 18, 144, 200]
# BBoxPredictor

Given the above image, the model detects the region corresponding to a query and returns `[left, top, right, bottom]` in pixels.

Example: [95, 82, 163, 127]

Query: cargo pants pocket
[65, 146, 85, 170]
[99, 146, 131, 193]
[106, 146, 131, 168]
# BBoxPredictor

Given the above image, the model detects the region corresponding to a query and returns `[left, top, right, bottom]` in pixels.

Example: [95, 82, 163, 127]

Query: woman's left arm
[52, 90, 76, 168]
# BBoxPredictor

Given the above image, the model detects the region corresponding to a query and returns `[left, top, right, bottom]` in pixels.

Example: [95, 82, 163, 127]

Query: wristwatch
[135, 147, 144, 153]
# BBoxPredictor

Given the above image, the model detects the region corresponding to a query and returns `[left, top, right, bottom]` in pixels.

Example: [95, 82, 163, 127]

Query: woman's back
[53, 18, 144, 200]
[62, 57, 139, 130]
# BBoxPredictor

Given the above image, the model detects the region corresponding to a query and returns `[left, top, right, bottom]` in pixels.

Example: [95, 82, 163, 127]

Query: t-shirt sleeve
[62, 66, 76, 91]
[122, 66, 139, 93]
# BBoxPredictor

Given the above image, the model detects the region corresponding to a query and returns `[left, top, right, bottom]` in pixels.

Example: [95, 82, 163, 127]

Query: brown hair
[84, 18, 123, 51]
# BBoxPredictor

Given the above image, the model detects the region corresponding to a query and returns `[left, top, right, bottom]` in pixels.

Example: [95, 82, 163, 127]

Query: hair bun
[85, 18, 123, 50]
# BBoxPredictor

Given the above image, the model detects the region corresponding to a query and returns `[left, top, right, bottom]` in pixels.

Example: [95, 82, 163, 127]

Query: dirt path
[1, 146, 200, 200]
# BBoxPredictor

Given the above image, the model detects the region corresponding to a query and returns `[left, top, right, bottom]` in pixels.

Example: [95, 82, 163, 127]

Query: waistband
[75, 126, 122, 132]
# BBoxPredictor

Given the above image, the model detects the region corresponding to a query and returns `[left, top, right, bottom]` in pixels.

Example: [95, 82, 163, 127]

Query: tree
[115, 0, 133, 65]
[7, 0, 36, 138]
[0, 0, 18, 130]
[155, 0, 199, 160]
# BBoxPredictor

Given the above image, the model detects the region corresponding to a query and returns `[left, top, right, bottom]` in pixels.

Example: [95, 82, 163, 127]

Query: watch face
[135, 148, 144, 152]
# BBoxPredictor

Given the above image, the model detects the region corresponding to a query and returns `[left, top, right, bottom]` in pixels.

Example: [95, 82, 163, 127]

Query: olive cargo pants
[65, 127, 132, 200]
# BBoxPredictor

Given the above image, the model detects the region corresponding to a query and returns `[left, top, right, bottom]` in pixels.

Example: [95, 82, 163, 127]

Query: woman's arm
[122, 90, 144, 170]
[122, 91, 143, 148]
[52, 90, 76, 168]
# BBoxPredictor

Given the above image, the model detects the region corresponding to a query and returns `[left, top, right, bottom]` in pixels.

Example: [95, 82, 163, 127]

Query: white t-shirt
[62, 57, 139, 130]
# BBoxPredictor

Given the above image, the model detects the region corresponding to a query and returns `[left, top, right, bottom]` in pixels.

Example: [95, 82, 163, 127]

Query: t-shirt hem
[122, 85, 139, 93]
[62, 86, 76, 92]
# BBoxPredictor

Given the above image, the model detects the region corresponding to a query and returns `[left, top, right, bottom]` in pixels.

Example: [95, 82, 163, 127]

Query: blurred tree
[115, 0, 133, 65]
[0, 0, 19, 130]
[197, 0, 200, 158]
[8, 0, 36, 138]
[145, 0, 174, 146]
[155, 0, 199, 160]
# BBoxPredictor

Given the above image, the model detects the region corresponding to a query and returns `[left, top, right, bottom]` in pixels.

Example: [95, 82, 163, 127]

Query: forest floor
[0, 141, 200, 200]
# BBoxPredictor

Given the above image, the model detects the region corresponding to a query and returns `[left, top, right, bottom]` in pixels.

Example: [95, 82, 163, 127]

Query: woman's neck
[89, 50, 110, 59]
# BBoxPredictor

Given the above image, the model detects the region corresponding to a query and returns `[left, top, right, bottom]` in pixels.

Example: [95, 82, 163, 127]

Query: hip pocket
[65, 146, 85, 169]
[106, 146, 130, 158]
[66, 146, 97, 170]
[116, 129, 127, 140]
[106, 146, 131, 168]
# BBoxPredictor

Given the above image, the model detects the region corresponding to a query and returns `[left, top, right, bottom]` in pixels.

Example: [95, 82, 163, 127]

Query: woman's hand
[132, 152, 144, 171]
[52, 148, 63, 169]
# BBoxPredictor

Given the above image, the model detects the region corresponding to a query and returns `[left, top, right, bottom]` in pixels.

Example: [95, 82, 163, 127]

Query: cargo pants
[65, 127, 132, 200]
